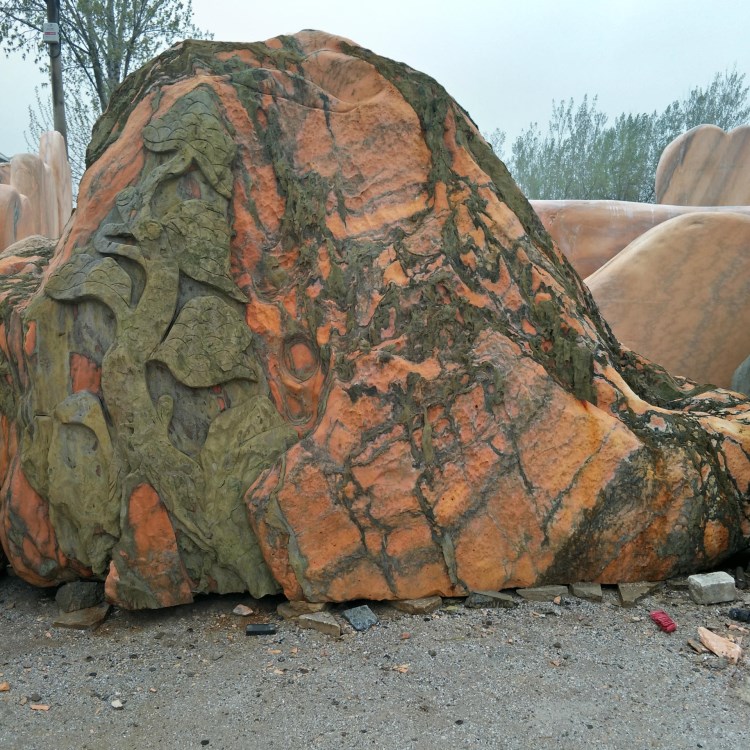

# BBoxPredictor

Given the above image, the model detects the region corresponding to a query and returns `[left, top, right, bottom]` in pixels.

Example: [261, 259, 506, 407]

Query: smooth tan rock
[587, 212, 750, 388]
[0, 33, 750, 609]
[517, 585, 569, 602]
[617, 582, 662, 608]
[656, 124, 750, 206]
[532, 200, 750, 279]
[297, 612, 341, 637]
[39, 132, 73, 239]
[0, 133, 73, 253]
[569, 582, 603, 602]
[53, 602, 110, 629]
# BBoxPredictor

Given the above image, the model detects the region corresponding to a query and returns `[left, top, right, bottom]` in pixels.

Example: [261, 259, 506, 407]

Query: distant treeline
[489, 70, 749, 202]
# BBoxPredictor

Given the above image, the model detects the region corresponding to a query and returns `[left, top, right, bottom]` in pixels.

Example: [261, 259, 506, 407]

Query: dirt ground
[1, 568, 749, 750]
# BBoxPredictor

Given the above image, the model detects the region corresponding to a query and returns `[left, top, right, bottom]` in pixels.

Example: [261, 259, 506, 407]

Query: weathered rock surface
[587, 212, 750, 389]
[0, 132, 72, 253]
[656, 125, 750, 206]
[0, 32, 750, 608]
[532, 200, 750, 279]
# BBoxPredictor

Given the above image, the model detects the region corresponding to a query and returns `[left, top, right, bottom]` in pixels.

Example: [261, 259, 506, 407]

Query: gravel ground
[1, 569, 749, 750]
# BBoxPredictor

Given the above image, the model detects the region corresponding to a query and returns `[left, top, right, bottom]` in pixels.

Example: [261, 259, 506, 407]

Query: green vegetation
[490, 70, 750, 202]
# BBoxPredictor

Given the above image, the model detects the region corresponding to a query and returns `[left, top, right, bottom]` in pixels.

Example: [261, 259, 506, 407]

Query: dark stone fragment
[342, 605, 379, 631]
[245, 623, 276, 635]
[55, 581, 105, 613]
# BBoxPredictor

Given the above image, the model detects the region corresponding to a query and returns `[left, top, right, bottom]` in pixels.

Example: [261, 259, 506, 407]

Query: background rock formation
[656, 124, 750, 206]
[532, 199, 750, 278]
[0, 132, 73, 253]
[587, 212, 750, 389]
[1, 32, 749, 607]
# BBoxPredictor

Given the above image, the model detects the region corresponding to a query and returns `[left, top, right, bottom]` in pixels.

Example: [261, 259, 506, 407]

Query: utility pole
[45, 0, 68, 151]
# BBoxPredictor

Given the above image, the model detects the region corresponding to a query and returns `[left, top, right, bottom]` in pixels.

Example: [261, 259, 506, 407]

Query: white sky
[1, 0, 749, 158]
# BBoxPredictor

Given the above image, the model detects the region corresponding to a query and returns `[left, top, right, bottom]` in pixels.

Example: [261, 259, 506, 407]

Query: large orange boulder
[532, 199, 750, 279]
[586, 212, 750, 389]
[1, 33, 750, 608]
[656, 125, 750, 206]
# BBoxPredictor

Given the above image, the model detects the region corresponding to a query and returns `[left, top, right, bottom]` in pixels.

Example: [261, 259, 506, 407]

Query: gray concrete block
[688, 572, 736, 605]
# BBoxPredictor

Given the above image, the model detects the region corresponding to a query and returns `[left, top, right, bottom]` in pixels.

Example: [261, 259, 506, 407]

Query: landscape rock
[569, 582, 603, 602]
[587, 212, 750, 388]
[52, 602, 111, 629]
[55, 581, 105, 612]
[532, 200, 750, 279]
[276, 602, 300, 620]
[617, 582, 662, 608]
[342, 605, 379, 632]
[297, 612, 341, 637]
[464, 591, 518, 609]
[517, 585, 568, 602]
[391, 596, 443, 615]
[656, 124, 750, 206]
[687, 572, 736, 605]
[0, 32, 750, 608]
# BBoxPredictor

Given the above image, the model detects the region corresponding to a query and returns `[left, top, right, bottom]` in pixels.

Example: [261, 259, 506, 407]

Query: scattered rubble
[617, 582, 662, 607]
[517, 585, 568, 602]
[569, 583, 603, 602]
[697, 627, 743, 664]
[464, 591, 518, 609]
[297, 612, 341, 637]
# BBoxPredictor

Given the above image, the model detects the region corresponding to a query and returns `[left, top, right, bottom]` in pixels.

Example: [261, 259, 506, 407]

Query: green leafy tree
[1, 0, 207, 187]
[495, 70, 750, 202]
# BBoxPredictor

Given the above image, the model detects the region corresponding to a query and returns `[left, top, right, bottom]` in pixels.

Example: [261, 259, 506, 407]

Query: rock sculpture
[656, 124, 750, 206]
[1, 32, 749, 608]
[587, 212, 750, 389]
[532, 199, 750, 279]
[0, 131, 72, 253]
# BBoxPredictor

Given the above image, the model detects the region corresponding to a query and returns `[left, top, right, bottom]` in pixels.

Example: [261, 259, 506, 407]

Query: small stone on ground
[569, 583, 603, 602]
[342, 605, 379, 631]
[617, 582, 662, 607]
[688, 572, 736, 605]
[52, 603, 110, 629]
[517, 585, 568, 602]
[464, 591, 518, 609]
[55, 581, 104, 613]
[297, 612, 341, 637]
[277, 602, 299, 620]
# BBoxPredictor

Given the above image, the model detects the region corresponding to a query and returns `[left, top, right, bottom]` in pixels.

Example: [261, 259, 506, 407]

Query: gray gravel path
[1, 571, 749, 750]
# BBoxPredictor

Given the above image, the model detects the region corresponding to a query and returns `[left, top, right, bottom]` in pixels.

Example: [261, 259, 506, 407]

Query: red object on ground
[650, 610, 677, 633]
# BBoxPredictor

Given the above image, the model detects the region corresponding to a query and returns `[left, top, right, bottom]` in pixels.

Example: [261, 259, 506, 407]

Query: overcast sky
[1, 0, 749, 158]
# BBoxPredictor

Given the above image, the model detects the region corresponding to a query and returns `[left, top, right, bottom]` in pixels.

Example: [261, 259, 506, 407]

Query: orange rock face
[586, 212, 750, 389]
[532, 200, 750, 279]
[656, 125, 750, 206]
[0, 32, 749, 607]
